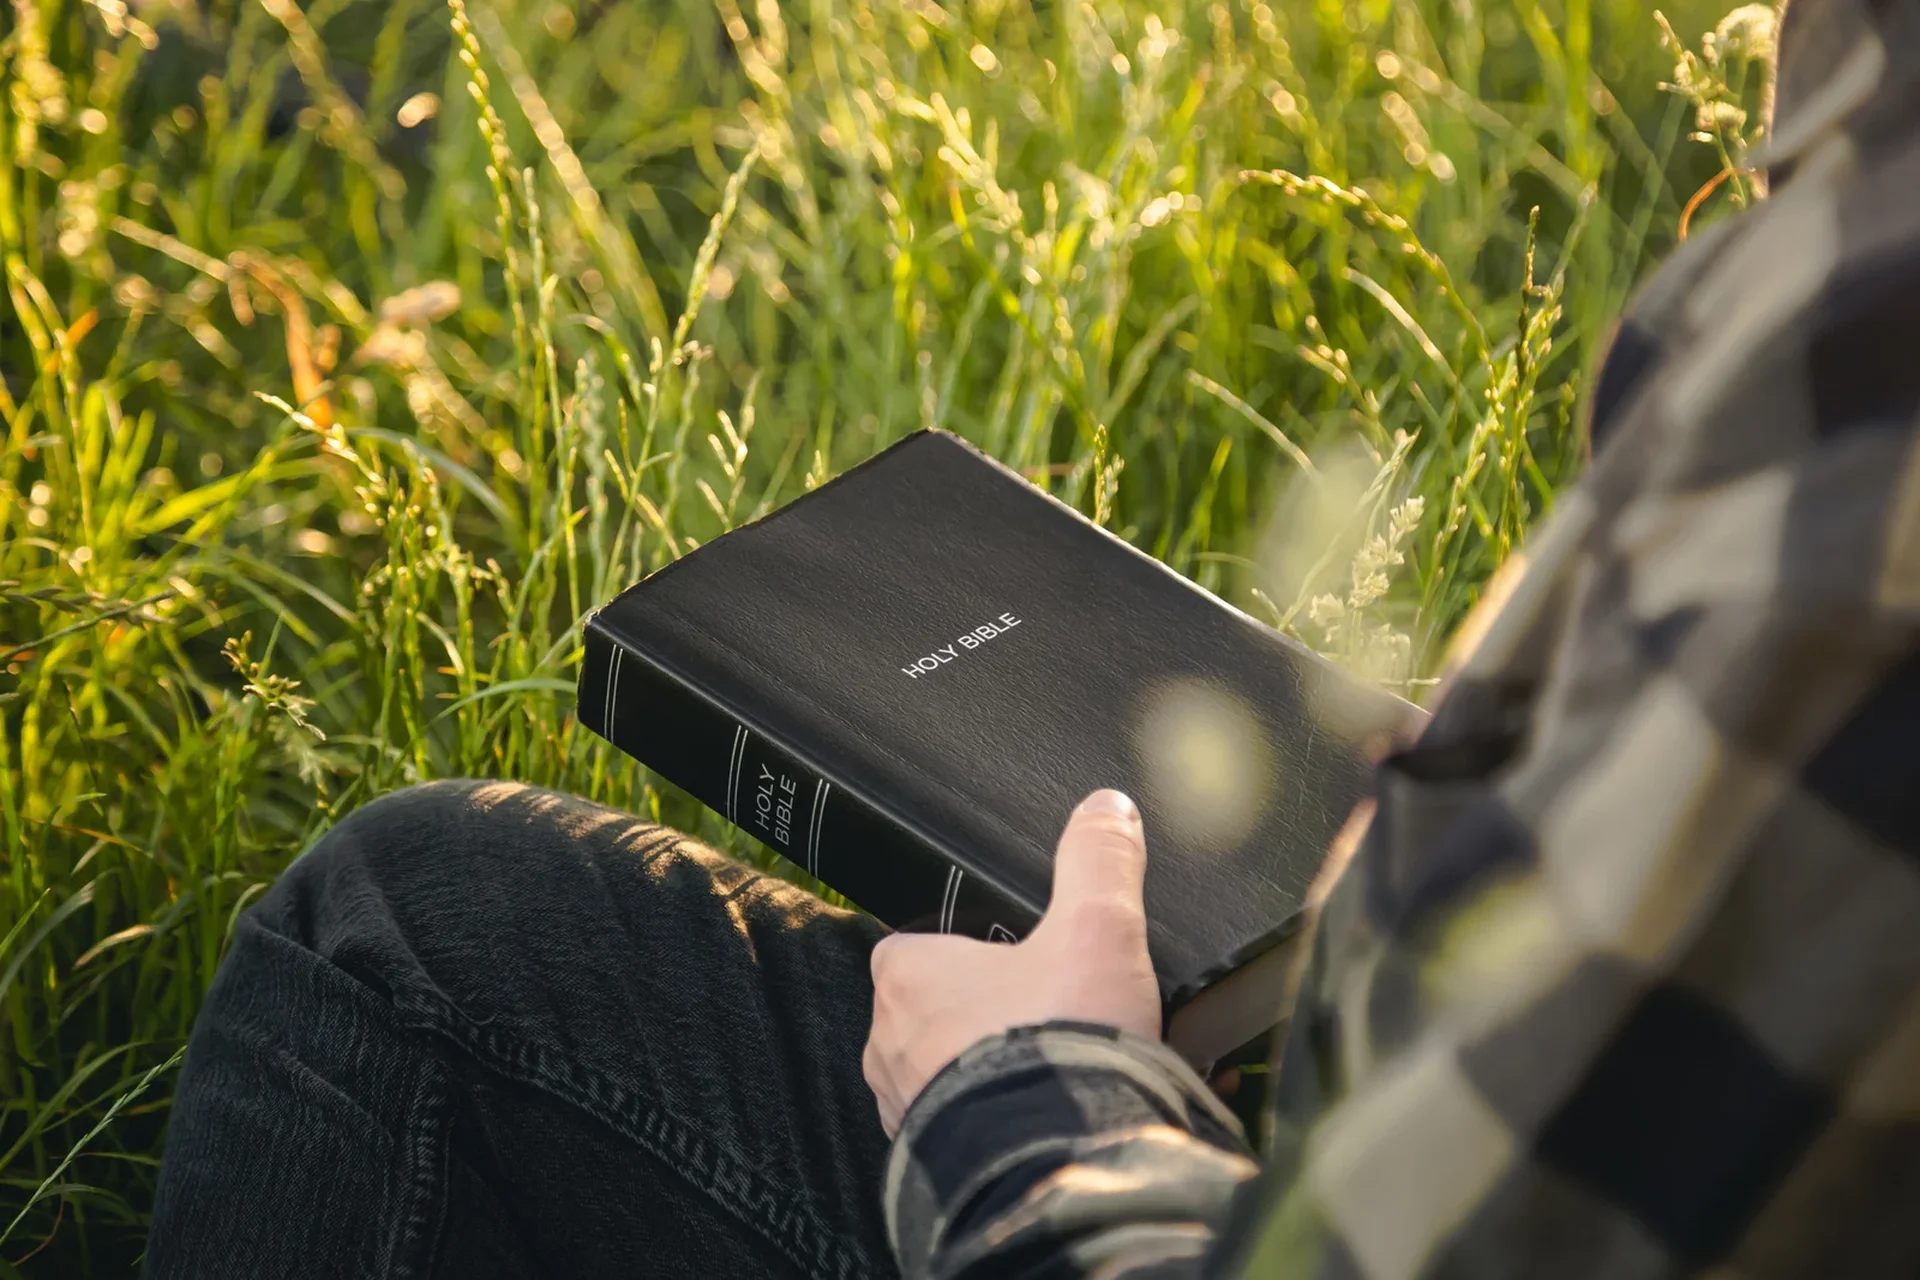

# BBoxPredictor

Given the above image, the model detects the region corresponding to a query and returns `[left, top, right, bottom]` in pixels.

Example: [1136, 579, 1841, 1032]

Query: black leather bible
[578, 429, 1409, 1066]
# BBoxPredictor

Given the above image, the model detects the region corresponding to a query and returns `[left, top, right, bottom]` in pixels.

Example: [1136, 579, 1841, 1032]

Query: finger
[878, 1093, 903, 1138]
[862, 1034, 892, 1110]
[863, 1037, 903, 1137]
[870, 932, 898, 981]
[871, 932, 999, 1002]
[1044, 789, 1147, 923]
[869, 930, 918, 985]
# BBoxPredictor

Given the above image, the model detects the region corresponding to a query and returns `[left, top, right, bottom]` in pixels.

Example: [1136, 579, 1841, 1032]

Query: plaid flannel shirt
[883, 3, 1920, 1276]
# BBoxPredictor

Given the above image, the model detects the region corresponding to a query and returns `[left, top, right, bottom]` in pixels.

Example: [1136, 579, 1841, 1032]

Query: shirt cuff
[882, 1021, 1253, 1272]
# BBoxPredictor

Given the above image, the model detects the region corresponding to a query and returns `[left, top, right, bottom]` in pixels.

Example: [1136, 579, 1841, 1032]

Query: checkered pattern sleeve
[884, 33, 1920, 1280]
[883, 1022, 1257, 1279]
[1227, 112, 1920, 1280]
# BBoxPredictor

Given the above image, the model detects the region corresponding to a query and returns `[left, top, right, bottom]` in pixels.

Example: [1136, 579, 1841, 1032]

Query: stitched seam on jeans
[386, 1054, 453, 1280]
[390, 986, 875, 1280]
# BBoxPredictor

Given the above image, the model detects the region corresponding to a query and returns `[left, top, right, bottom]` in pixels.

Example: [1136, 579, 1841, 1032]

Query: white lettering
[897, 610, 1029, 678]
[752, 763, 774, 834]
[774, 771, 796, 842]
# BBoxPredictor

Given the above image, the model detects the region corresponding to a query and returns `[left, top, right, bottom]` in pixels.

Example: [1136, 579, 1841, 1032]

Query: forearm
[884, 1022, 1258, 1280]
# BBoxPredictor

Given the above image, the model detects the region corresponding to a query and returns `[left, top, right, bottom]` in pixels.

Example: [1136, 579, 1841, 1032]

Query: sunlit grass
[2, 0, 1759, 1267]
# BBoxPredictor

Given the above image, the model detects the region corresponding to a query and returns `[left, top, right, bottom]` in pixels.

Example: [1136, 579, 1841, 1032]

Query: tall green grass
[3, 0, 1757, 1268]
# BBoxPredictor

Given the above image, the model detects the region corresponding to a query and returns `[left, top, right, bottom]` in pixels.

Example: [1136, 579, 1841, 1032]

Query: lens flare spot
[1134, 678, 1275, 851]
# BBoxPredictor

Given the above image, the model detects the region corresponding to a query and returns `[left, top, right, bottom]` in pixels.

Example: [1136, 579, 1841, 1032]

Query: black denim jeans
[143, 780, 897, 1279]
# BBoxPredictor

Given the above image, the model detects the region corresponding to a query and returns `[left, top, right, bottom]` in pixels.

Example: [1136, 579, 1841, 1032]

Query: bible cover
[577, 429, 1407, 1066]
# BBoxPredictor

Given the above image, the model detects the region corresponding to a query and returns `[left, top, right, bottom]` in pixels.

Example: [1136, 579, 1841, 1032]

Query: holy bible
[577, 429, 1410, 1068]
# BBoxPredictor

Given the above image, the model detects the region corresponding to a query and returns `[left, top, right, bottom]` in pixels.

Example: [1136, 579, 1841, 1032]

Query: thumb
[1042, 789, 1148, 930]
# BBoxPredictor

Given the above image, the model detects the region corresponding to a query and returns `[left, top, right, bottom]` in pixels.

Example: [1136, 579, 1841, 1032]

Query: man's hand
[863, 789, 1162, 1136]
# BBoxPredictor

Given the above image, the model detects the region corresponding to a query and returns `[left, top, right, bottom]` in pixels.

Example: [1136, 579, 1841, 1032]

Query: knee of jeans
[259, 780, 567, 975]
[321, 779, 493, 863]
[265, 780, 499, 925]
[284, 778, 619, 907]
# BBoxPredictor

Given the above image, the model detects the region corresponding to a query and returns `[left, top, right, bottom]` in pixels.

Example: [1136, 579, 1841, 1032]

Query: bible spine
[578, 618, 1040, 942]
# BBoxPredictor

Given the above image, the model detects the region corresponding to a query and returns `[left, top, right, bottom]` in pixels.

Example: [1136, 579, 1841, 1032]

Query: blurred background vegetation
[2, 0, 1769, 1268]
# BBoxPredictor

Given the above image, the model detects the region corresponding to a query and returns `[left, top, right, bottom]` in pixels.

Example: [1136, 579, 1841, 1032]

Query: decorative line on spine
[939, 865, 964, 934]
[726, 725, 748, 824]
[808, 779, 830, 877]
[603, 645, 622, 742]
